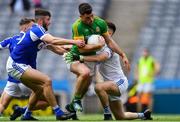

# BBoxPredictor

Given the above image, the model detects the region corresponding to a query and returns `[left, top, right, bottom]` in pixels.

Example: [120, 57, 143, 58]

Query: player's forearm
[79, 44, 103, 53]
[83, 53, 108, 62]
[47, 45, 67, 55]
[43, 34, 77, 45]
[108, 40, 126, 59]
[52, 37, 76, 45]
[83, 56, 101, 62]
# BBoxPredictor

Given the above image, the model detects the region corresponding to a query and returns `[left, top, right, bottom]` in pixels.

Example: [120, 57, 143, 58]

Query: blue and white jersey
[11, 24, 47, 69]
[0, 32, 25, 83]
[0, 32, 25, 53]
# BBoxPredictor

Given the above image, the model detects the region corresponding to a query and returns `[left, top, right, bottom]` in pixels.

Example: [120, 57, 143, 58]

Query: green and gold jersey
[71, 16, 108, 55]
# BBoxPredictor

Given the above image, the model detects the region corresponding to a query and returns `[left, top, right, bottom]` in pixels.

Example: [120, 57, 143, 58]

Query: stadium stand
[0, 0, 110, 113]
[130, 0, 180, 89]
[0, 0, 109, 82]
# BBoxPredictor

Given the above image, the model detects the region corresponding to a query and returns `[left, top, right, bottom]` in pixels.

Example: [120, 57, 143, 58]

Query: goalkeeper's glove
[63, 52, 84, 64]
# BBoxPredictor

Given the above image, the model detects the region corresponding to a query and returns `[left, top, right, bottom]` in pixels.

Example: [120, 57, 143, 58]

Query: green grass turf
[0, 114, 180, 122]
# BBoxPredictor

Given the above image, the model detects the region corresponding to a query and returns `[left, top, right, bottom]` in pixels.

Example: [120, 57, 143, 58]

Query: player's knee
[44, 77, 52, 87]
[80, 69, 90, 78]
[94, 84, 103, 93]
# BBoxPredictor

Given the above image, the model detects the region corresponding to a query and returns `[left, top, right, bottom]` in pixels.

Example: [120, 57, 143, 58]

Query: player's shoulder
[94, 16, 106, 24]
[72, 18, 81, 28]
[31, 23, 46, 34]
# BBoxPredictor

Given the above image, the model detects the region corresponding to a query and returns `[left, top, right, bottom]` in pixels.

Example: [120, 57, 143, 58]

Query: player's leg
[69, 61, 91, 112]
[109, 100, 144, 120]
[10, 91, 49, 120]
[0, 81, 23, 116]
[94, 81, 118, 120]
[20, 67, 74, 120]
[0, 91, 13, 116]
[107, 81, 152, 120]
[136, 83, 144, 112]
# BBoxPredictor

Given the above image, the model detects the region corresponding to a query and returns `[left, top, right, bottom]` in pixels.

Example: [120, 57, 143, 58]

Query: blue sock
[15, 106, 26, 114]
[23, 107, 32, 118]
[104, 106, 111, 114]
[22, 106, 27, 113]
[53, 105, 64, 116]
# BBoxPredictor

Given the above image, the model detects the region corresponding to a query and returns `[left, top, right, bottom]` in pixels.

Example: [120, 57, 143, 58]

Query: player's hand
[122, 55, 131, 72]
[63, 52, 84, 63]
[63, 52, 73, 63]
[74, 40, 85, 47]
[98, 36, 105, 47]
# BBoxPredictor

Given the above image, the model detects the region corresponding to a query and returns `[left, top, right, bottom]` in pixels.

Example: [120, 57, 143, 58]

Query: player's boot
[72, 99, 83, 112]
[104, 114, 113, 120]
[10, 105, 23, 120]
[143, 109, 153, 120]
[21, 115, 38, 120]
[65, 104, 79, 120]
[56, 112, 75, 120]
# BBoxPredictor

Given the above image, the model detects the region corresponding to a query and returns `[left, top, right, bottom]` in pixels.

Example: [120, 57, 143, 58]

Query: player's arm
[82, 52, 109, 62]
[99, 19, 130, 72]
[61, 45, 73, 51]
[134, 63, 139, 81]
[41, 34, 85, 47]
[153, 59, 160, 75]
[103, 33, 130, 72]
[0, 37, 11, 49]
[46, 44, 67, 55]
[78, 43, 105, 53]
[64, 47, 111, 63]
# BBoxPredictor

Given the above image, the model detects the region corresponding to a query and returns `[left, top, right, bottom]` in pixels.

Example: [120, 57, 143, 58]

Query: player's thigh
[20, 67, 51, 89]
[95, 81, 120, 96]
[109, 100, 125, 119]
[70, 61, 90, 75]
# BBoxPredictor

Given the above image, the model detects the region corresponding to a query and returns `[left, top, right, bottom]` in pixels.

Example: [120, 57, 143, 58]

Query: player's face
[80, 13, 94, 25]
[143, 49, 149, 57]
[42, 16, 51, 31]
[108, 28, 114, 37]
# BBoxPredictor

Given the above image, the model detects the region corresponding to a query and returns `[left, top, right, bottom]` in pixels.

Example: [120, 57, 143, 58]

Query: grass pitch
[0, 114, 180, 122]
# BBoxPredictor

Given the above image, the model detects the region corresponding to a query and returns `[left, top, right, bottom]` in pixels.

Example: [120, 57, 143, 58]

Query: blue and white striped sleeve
[30, 25, 48, 41]
[0, 37, 12, 49]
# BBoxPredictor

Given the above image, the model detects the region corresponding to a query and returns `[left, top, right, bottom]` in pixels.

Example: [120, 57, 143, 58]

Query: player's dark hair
[106, 21, 116, 34]
[79, 3, 92, 15]
[19, 18, 35, 26]
[35, 9, 51, 19]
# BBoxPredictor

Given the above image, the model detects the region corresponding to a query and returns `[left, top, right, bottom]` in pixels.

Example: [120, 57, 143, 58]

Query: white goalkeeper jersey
[98, 47, 127, 82]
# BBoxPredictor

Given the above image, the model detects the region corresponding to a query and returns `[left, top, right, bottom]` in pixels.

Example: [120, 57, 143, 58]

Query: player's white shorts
[109, 78, 129, 102]
[4, 81, 31, 97]
[137, 83, 154, 93]
[6, 57, 30, 80]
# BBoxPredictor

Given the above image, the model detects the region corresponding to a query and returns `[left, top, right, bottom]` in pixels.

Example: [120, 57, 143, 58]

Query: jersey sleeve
[72, 21, 84, 41]
[97, 45, 112, 59]
[101, 20, 108, 35]
[30, 25, 47, 41]
[97, 17, 108, 36]
[0, 37, 12, 49]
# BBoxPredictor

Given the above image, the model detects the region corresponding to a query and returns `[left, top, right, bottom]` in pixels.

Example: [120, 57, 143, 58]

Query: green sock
[74, 95, 81, 100]
[69, 95, 82, 111]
